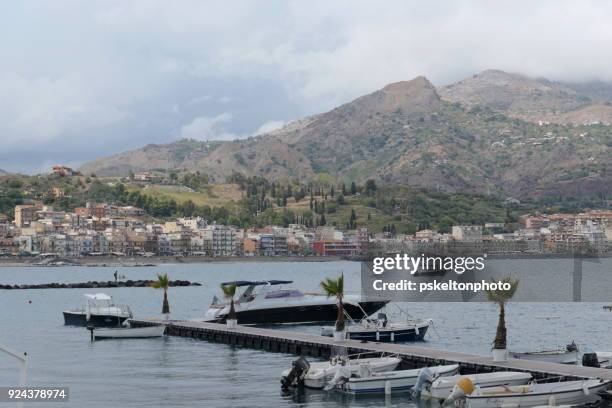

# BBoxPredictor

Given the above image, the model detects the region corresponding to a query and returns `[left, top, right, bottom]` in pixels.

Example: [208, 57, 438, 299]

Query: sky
[2, 0, 612, 174]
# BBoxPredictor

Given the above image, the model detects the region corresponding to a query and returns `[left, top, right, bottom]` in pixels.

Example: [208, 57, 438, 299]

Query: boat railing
[345, 351, 400, 361]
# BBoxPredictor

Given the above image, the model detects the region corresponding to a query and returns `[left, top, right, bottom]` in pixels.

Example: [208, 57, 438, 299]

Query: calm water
[1, 259, 611, 407]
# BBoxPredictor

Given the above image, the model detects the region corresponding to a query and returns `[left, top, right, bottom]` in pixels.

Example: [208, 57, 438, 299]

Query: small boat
[203, 280, 388, 325]
[333, 364, 459, 394]
[89, 324, 166, 340]
[509, 342, 579, 364]
[280, 353, 401, 389]
[420, 371, 532, 400]
[463, 379, 611, 408]
[321, 312, 431, 342]
[63, 293, 132, 327]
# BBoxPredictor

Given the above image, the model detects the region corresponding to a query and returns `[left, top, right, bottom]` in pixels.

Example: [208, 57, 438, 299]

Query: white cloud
[179, 113, 236, 141]
[252, 120, 285, 136]
[4, 0, 612, 172]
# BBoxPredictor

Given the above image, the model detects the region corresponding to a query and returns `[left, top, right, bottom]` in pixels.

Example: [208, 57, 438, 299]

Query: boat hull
[63, 311, 130, 327]
[346, 324, 428, 342]
[93, 325, 166, 339]
[508, 350, 578, 364]
[211, 301, 388, 325]
[342, 364, 458, 394]
[423, 372, 533, 400]
[466, 380, 611, 408]
[302, 357, 401, 389]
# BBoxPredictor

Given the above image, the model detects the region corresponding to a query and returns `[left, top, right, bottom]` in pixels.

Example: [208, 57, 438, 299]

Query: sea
[1, 258, 611, 407]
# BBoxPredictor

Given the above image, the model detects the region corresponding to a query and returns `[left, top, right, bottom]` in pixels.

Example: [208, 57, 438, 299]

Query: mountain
[437, 70, 593, 123]
[0, 169, 8, 175]
[80, 71, 611, 199]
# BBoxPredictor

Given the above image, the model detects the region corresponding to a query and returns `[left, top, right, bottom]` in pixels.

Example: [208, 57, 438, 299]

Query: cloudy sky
[2, 1, 612, 173]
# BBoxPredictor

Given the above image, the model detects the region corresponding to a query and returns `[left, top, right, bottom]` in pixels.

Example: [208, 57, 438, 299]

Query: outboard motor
[582, 352, 600, 368]
[412, 367, 435, 398]
[377, 313, 388, 328]
[281, 357, 310, 389]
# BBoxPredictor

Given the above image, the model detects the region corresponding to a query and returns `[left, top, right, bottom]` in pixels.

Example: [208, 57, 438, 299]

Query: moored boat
[462, 379, 611, 408]
[280, 353, 401, 389]
[63, 293, 132, 327]
[89, 324, 166, 340]
[509, 342, 579, 364]
[335, 364, 458, 394]
[203, 280, 388, 325]
[321, 314, 430, 342]
[420, 371, 532, 400]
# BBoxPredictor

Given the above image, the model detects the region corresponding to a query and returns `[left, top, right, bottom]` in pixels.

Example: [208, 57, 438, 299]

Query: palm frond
[320, 275, 344, 298]
[486, 276, 519, 305]
[150, 273, 170, 290]
[220, 283, 237, 298]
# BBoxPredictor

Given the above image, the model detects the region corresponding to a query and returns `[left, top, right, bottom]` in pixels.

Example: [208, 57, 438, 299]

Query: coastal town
[1, 199, 609, 261]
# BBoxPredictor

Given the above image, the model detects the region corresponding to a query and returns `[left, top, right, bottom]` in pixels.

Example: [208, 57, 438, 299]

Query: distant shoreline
[0, 255, 346, 267]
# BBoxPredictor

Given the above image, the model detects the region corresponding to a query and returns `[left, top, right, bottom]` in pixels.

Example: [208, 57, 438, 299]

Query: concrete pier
[131, 318, 612, 381]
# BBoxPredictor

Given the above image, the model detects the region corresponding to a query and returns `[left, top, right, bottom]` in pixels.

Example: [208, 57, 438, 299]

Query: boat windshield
[264, 290, 303, 299]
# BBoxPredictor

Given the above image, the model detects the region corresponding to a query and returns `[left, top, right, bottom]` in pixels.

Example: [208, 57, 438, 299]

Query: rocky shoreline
[0, 279, 202, 290]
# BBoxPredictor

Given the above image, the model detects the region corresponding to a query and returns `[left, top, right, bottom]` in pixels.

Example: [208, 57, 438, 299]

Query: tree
[365, 179, 377, 195]
[486, 277, 519, 350]
[320, 275, 345, 332]
[220, 283, 238, 321]
[350, 181, 357, 195]
[150, 273, 170, 316]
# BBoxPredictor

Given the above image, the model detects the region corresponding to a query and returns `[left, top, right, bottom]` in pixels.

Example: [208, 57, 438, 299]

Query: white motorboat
[333, 364, 458, 394]
[321, 313, 431, 342]
[203, 280, 388, 325]
[63, 293, 132, 327]
[463, 379, 611, 408]
[420, 371, 532, 400]
[509, 342, 579, 365]
[280, 353, 401, 389]
[89, 324, 166, 340]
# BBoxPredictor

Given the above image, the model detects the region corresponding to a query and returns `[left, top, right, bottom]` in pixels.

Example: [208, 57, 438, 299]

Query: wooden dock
[131, 318, 612, 381]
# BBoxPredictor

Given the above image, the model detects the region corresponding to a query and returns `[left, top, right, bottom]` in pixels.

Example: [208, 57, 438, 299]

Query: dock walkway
[131, 318, 612, 381]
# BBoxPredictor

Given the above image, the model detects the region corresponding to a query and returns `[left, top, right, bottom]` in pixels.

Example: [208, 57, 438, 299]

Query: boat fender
[582, 383, 590, 396]
[548, 395, 557, 406]
[443, 377, 475, 406]
[415, 325, 419, 336]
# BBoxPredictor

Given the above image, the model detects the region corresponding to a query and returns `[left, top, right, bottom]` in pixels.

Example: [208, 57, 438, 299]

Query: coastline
[0, 255, 346, 267]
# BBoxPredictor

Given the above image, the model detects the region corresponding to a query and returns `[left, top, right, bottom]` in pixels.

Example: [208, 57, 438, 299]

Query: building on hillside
[118, 206, 145, 217]
[52, 165, 77, 177]
[452, 225, 483, 242]
[134, 172, 153, 182]
[14, 205, 37, 228]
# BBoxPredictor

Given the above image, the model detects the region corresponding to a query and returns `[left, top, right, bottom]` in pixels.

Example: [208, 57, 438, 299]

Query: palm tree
[220, 283, 237, 321]
[320, 274, 345, 332]
[150, 273, 170, 316]
[486, 277, 519, 350]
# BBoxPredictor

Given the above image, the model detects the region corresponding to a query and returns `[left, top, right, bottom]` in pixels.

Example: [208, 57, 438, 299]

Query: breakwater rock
[0, 280, 202, 289]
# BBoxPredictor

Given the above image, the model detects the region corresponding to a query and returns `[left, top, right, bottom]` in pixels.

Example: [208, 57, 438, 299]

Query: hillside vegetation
[79, 70, 610, 202]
